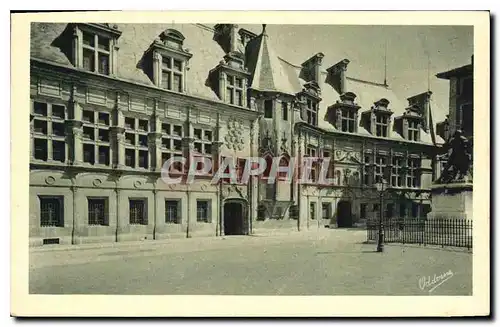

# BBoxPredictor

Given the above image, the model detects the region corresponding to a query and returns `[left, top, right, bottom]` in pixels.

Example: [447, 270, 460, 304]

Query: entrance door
[337, 201, 353, 228]
[224, 201, 248, 235]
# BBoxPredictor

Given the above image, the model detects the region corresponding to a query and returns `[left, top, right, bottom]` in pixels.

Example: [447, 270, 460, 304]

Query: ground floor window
[165, 200, 181, 224]
[310, 202, 316, 220]
[360, 203, 367, 220]
[386, 203, 394, 219]
[39, 196, 64, 227]
[197, 200, 211, 223]
[129, 199, 147, 225]
[322, 203, 331, 219]
[88, 197, 108, 225]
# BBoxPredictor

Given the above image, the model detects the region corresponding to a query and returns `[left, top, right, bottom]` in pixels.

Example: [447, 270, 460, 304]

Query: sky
[239, 24, 473, 123]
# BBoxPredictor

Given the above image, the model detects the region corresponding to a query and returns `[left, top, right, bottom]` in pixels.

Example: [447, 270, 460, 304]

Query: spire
[427, 51, 431, 92]
[262, 24, 267, 35]
[383, 38, 388, 87]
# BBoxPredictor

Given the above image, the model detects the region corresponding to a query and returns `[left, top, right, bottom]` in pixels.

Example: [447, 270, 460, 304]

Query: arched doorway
[223, 200, 249, 235]
[337, 200, 353, 228]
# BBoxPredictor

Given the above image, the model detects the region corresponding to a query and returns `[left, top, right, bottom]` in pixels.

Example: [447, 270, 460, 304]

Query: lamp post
[375, 178, 388, 252]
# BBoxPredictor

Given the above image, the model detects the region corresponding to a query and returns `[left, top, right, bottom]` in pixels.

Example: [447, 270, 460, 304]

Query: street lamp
[375, 178, 388, 252]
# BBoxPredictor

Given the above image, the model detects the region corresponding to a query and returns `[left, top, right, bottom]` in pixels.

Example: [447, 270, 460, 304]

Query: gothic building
[29, 23, 441, 246]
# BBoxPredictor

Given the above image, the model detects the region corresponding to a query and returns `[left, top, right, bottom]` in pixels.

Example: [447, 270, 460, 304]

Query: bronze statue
[436, 129, 472, 183]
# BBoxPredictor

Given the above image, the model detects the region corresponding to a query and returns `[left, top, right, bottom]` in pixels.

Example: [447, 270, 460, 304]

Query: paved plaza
[29, 230, 472, 295]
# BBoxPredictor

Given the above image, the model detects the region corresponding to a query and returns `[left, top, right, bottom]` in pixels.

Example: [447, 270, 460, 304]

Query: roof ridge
[346, 76, 388, 88]
[193, 23, 215, 32]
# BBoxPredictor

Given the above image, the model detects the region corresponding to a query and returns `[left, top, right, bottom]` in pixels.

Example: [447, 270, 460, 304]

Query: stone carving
[92, 179, 102, 187]
[45, 176, 56, 185]
[133, 180, 143, 188]
[224, 118, 245, 151]
[280, 132, 288, 153]
[436, 130, 473, 184]
[334, 149, 362, 164]
[259, 129, 275, 155]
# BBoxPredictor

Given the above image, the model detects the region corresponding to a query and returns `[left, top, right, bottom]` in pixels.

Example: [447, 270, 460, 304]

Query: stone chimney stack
[326, 59, 350, 94]
[301, 53, 325, 84]
[213, 24, 239, 54]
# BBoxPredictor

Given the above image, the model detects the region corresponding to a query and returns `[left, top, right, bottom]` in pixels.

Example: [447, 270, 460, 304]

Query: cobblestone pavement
[29, 230, 472, 295]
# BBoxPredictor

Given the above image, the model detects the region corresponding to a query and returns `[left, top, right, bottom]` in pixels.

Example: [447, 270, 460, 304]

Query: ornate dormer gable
[394, 103, 424, 141]
[145, 29, 193, 93]
[214, 24, 245, 55]
[61, 23, 122, 76]
[436, 115, 450, 141]
[297, 84, 321, 126]
[326, 92, 361, 133]
[326, 59, 350, 94]
[360, 98, 394, 137]
[207, 50, 250, 108]
[407, 91, 432, 132]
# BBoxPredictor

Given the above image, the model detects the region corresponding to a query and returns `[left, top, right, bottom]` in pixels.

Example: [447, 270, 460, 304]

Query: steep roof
[246, 28, 296, 95]
[31, 22, 439, 146]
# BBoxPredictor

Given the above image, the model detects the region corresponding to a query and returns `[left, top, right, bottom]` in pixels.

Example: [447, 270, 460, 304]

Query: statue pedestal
[429, 183, 473, 220]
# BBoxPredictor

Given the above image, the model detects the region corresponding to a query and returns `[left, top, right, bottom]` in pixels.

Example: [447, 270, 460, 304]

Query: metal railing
[367, 218, 472, 249]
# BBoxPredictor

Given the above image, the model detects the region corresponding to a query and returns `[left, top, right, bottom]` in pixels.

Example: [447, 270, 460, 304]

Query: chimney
[213, 24, 239, 54]
[238, 28, 257, 49]
[301, 53, 325, 84]
[326, 59, 350, 94]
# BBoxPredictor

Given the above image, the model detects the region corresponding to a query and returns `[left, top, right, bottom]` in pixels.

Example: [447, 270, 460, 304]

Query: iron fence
[366, 218, 472, 249]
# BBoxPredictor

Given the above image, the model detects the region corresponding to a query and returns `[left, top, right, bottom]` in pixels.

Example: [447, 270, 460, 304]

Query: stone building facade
[29, 23, 441, 246]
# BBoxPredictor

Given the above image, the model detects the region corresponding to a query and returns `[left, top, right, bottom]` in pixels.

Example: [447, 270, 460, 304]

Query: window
[310, 202, 316, 220]
[88, 198, 108, 226]
[196, 200, 211, 223]
[264, 100, 273, 118]
[161, 56, 183, 92]
[161, 123, 184, 173]
[193, 128, 213, 171]
[305, 146, 318, 182]
[265, 184, 274, 199]
[360, 203, 367, 220]
[306, 99, 318, 126]
[375, 114, 389, 137]
[458, 76, 473, 98]
[341, 108, 356, 132]
[374, 156, 387, 183]
[407, 158, 421, 188]
[391, 157, 404, 187]
[31, 101, 67, 163]
[39, 196, 64, 227]
[322, 203, 331, 220]
[323, 150, 334, 179]
[282, 102, 288, 121]
[411, 203, 419, 218]
[82, 31, 110, 75]
[363, 155, 371, 185]
[165, 200, 181, 224]
[226, 75, 244, 106]
[129, 199, 147, 225]
[373, 204, 380, 215]
[123, 117, 149, 169]
[81, 110, 111, 166]
[408, 120, 419, 141]
[399, 203, 407, 218]
[386, 203, 394, 219]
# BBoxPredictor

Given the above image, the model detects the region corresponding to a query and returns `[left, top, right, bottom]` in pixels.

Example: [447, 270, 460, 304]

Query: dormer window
[147, 29, 192, 93]
[408, 120, 420, 141]
[327, 92, 360, 133]
[282, 102, 289, 121]
[67, 23, 122, 76]
[341, 108, 356, 133]
[226, 75, 243, 106]
[395, 104, 423, 141]
[306, 99, 318, 126]
[161, 56, 183, 92]
[375, 115, 389, 137]
[360, 98, 393, 137]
